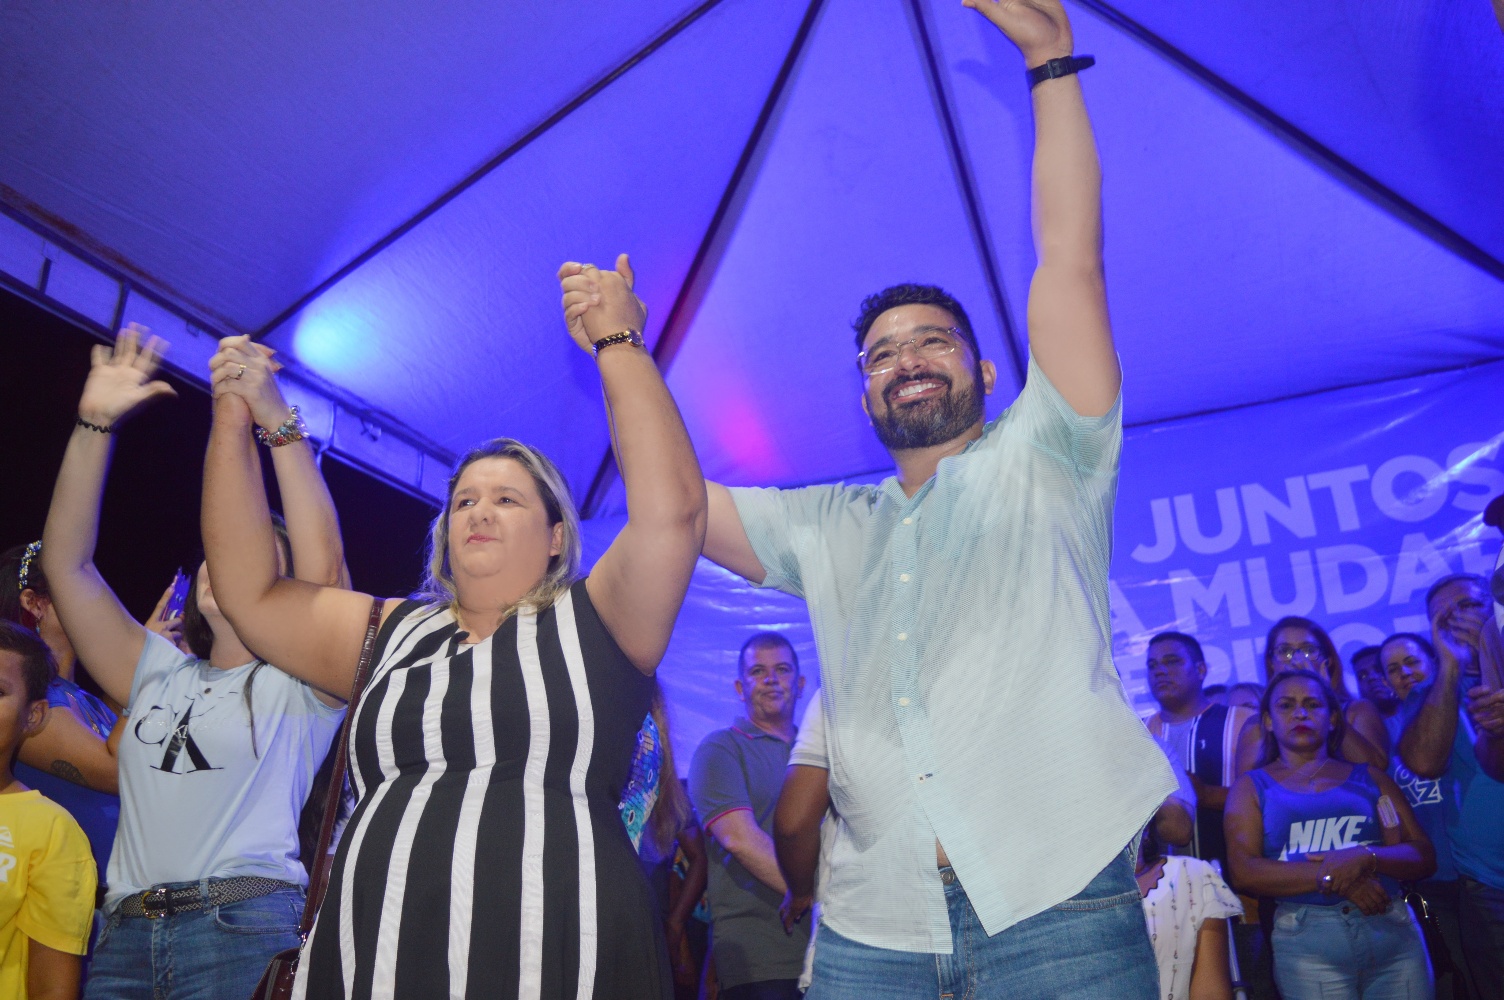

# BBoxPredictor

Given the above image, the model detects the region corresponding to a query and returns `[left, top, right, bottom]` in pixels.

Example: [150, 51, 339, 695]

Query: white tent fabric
[3, 1, 1503, 758]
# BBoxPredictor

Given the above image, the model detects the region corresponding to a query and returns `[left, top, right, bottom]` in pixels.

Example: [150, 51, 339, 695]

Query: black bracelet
[1027, 55, 1095, 89]
[76, 416, 113, 434]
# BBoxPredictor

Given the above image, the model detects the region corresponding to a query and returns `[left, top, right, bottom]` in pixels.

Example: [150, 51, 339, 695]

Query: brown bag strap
[298, 598, 385, 937]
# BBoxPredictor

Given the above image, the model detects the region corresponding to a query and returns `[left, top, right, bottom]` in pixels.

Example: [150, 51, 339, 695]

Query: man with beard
[696, 2, 1176, 995]
[688, 632, 810, 1000]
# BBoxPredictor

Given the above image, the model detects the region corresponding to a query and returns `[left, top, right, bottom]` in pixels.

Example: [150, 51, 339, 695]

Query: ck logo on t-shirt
[134, 698, 224, 774]
[1277, 815, 1371, 859]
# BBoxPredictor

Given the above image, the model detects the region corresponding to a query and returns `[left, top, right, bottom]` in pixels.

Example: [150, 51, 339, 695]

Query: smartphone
[161, 568, 190, 620]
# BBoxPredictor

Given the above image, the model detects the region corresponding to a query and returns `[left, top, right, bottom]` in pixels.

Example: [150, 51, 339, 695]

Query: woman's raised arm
[562, 256, 708, 674]
[208, 336, 349, 590]
[40, 326, 177, 707]
[201, 388, 390, 701]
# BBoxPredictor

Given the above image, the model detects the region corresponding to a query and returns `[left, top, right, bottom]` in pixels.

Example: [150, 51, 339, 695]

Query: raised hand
[962, 0, 1074, 66]
[1432, 602, 1485, 666]
[77, 323, 177, 427]
[209, 335, 292, 431]
[558, 254, 648, 354]
[143, 580, 188, 653]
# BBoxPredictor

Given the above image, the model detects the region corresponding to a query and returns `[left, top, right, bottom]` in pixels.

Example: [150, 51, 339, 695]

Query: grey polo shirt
[688, 717, 811, 988]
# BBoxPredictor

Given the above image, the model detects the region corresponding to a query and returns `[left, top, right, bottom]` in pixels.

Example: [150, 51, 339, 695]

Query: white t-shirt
[1141, 855, 1242, 1000]
[106, 632, 343, 909]
[790, 691, 838, 991]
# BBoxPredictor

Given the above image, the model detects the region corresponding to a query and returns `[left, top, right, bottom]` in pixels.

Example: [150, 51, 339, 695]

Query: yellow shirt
[0, 790, 96, 1000]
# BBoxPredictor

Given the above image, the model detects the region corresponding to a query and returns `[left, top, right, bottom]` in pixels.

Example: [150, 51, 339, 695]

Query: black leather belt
[116, 876, 299, 919]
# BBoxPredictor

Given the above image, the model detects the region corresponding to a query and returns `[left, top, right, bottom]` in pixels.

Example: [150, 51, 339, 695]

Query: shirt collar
[732, 716, 794, 743]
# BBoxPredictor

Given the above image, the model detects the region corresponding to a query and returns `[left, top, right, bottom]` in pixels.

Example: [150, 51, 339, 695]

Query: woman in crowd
[40, 325, 350, 999]
[201, 256, 707, 999]
[1225, 669, 1436, 999]
[0, 543, 122, 886]
[1257, 617, 1389, 766]
[621, 683, 709, 998]
[1137, 815, 1242, 1000]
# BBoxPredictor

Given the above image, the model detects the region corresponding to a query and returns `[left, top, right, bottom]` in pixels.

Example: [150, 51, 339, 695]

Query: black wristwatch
[1026, 55, 1096, 89]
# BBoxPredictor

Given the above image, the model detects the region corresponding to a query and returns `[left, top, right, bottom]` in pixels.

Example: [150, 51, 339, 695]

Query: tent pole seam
[1072, 0, 1504, 284]
[251, 0, 734, 342]
[905, 0, 1028, 389]
[581, 0, 831, 518]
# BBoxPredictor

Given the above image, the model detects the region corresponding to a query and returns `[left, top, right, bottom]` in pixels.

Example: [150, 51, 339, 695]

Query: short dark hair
[0, 620, 56, 702]
[1378, 632, 1438, 666]
[1424, 573, 1488, 613]
[1350, 645, 1381, 668]
[852, 284, 980, 357]
[739, 632, 798, 675]
[1148, 630, 1204, 665]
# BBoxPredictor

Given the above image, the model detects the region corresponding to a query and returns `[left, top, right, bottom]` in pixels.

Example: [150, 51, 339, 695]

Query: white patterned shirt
[730, 353, 1175, 952]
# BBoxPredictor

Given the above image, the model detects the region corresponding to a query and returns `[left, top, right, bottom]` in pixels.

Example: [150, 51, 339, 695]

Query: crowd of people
[2, 2, 1502, 999]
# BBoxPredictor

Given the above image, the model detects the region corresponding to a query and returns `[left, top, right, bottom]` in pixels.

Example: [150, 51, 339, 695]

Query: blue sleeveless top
[1251, 762, 1398, 906]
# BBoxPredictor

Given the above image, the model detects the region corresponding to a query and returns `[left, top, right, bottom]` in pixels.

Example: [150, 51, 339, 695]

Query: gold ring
[233, 363, 246, 380]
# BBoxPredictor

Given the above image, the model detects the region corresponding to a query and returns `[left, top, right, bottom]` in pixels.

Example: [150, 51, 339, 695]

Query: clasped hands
[558, 254, 647, 355]
[1309, 848, 1388, 915]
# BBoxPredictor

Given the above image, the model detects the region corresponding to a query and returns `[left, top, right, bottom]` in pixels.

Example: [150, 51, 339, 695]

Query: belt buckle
[141, 887, 172, 919]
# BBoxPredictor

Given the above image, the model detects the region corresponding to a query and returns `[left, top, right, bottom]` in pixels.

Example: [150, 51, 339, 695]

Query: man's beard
[871, 370, 984, 451]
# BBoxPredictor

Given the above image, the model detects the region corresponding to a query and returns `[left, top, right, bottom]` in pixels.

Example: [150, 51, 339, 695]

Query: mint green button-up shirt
[730, 354, 1175, 953]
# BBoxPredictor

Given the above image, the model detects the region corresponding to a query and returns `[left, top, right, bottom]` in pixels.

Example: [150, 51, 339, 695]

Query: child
[0, 621, 96, 1000]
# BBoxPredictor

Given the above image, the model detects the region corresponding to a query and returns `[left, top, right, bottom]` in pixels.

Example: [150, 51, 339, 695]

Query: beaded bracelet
[76, 416, 113, 434]
[254, 406, 309, 448]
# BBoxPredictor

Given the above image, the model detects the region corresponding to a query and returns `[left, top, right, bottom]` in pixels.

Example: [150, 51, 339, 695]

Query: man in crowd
[1144, 631, 1255, 865]
[696, 1, 1174, 994]
[1399, 574, 1504, 998]
[1144, 631, 1272, 999]
[688, 632, 810, 1000]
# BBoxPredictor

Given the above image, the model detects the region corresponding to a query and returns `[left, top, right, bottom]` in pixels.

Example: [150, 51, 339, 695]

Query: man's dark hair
[1351, 645, 1381, 668]
[1148, 630, 1205, 666]
[1424, 573, 1489, 614]
[0, 620, 56, 702]
[739, 632, 798, 676]
[852, 284, 980, 357]
[1378, 632, 1438, 666]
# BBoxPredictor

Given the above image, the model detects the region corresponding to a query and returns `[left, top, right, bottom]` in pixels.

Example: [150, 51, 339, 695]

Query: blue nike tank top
[1251, 762, 1398, 906]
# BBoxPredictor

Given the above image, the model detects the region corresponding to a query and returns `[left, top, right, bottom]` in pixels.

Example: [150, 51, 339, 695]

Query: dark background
[1, 288, 438, 628]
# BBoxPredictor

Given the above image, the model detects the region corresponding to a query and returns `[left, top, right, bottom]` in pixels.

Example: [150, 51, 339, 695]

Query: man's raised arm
[969, 0, 1119, 416]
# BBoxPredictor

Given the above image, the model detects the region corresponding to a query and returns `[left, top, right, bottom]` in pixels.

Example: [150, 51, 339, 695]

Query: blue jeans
[85, 881, 304, 1000]
[1271, 897, 1433, 1000]
[805, 847, 1157, 1000]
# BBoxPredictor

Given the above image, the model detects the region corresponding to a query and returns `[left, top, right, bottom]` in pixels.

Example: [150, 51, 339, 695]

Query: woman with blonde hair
[202, 256, 707, 999]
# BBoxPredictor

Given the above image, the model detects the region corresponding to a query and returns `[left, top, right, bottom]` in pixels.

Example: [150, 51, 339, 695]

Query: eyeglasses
[856, 327, 965, 377]
[1273, 643, 1324, 665]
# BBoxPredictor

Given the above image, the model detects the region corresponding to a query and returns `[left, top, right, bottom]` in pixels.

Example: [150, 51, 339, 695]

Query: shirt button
[897, 632, 907, 641]
[902, 517, 913, 525]
[899, 573, 910, 583]
[898, 697, 910, 706]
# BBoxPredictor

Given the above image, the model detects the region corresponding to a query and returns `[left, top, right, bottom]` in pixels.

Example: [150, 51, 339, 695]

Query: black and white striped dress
[293, 581, 669, 1000]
